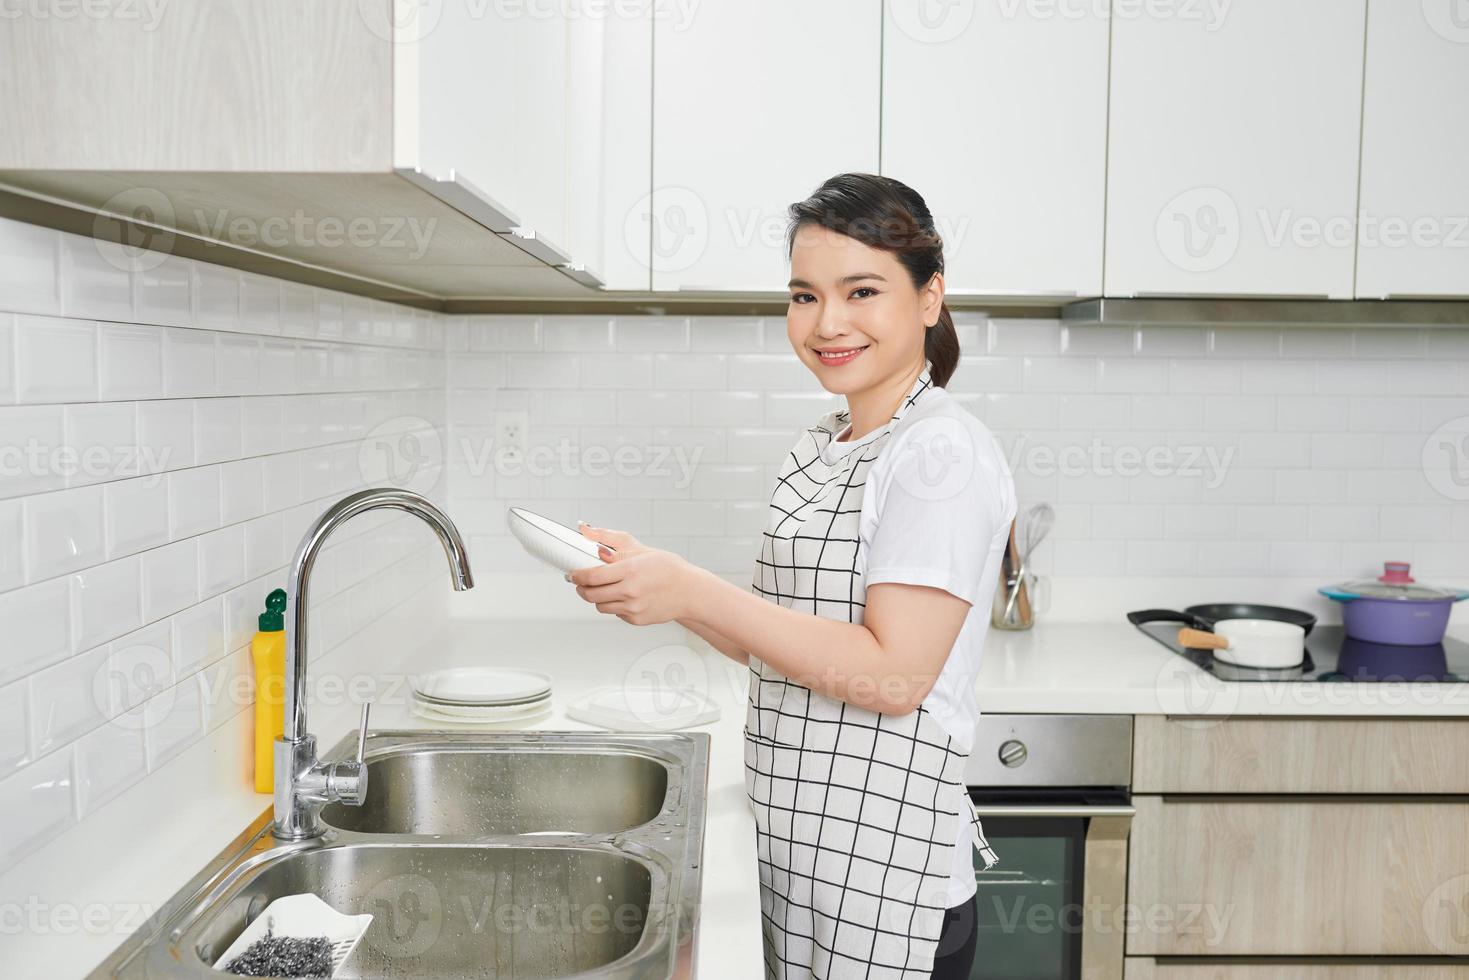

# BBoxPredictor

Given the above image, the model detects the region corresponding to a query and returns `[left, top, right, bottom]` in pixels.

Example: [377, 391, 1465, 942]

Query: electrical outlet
[495, 410, 528, 460]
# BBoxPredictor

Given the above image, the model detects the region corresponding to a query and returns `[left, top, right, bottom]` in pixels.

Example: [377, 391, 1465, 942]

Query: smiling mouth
[816, 346, 869, 364]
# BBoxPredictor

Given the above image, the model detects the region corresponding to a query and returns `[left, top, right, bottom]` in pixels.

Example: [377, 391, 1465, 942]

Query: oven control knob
[998, 739, 1027, 768]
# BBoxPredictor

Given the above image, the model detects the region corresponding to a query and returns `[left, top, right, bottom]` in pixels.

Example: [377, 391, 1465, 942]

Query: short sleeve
[862, 416, 1016, 607]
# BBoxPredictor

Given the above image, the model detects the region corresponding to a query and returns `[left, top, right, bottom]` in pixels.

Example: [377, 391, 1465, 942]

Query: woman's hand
[568, 524, 701, 626]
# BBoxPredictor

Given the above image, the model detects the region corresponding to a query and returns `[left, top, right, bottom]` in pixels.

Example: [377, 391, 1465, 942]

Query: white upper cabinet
[1105, 1, 1367, 298]
[1355, 1, 1469, 298]
[651, 0, 881, 292]
[881, 1, 1108, 297]
[405, 2, 570, 250]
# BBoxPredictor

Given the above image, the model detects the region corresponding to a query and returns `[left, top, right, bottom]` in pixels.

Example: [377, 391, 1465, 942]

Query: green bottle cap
[258, 588, 288, 632]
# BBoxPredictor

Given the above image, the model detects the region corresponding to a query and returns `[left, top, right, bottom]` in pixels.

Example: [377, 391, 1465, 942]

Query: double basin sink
[90, 731, 710, 979]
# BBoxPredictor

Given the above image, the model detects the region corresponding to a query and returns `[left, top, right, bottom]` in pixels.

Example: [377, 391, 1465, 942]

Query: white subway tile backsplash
[132, 255, 192, 328]
[25, 485, 105, 581]
[63, 401, 138, 487]
[0, 313, 14, 404]
[140, 539, 199, 624]
[59, 237, 132, 322]
[137, 400, 195, 474]
[74, 719, 147, 817]
[98, 323, 164, 401]
[15, 315, 97, 403]
[104, 476, 170, 558]
[0, 218, 61, 316]
[0, 217, 451, 879]
[70, 558, 143, 651]
[28, 644, 109, 756]
[167, 467, 221, 539]
[0, 748, 75, 869]
[163, 329, 218, 397]
[193, 265, 240, 331]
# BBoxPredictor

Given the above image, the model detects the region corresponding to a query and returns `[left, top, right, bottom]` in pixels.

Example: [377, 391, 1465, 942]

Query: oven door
[964, 799, 1133, 980]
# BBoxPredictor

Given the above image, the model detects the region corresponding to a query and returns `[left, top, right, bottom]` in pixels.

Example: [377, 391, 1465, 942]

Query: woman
[567, 172, 1017, 979]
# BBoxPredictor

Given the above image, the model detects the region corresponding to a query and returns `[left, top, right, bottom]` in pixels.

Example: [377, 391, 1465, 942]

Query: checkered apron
[744, 362, 1000, 980]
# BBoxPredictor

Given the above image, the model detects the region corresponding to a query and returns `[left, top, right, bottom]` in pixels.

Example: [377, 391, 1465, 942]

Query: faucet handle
[355, 701, 370, 764]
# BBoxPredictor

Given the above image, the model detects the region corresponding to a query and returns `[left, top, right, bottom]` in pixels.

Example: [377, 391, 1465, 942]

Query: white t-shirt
[822, 384, 1017, 904]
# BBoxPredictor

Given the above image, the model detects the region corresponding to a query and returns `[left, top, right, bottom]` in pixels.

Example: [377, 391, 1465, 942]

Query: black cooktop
[1134, 621, 1468, 683]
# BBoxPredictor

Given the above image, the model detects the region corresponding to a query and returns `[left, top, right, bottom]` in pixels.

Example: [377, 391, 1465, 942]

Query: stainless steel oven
[963, 714, 1133, 980]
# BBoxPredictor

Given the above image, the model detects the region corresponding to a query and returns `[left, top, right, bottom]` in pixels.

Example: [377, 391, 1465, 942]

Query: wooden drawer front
[1127, 797, 1469, 956]
[1134, 716, 1469, 794]
[1126, 961, 1469, 980]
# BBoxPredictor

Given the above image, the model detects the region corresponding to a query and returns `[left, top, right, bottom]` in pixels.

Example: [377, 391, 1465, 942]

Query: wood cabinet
[1127, 795, 1469, 956]
[881, 0, 1108, 297]
[1355, 0, 1469, 298]
[650, 0, 880, 291]
[1105, 0, 1367, 299]
[1133, 715, 1469, 794]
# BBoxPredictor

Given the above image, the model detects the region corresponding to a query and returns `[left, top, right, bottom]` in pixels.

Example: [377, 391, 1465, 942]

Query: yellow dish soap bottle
[251, 589, 288, 794]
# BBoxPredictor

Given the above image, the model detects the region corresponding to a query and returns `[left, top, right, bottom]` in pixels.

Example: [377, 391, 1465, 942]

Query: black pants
[929, 892, 978, 979]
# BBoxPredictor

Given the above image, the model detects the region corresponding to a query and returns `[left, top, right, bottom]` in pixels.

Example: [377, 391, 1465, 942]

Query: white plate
[412, 666, 553, 705]
[565, 685, 720, 732]
[411, 696, 554, 725]
[214, 893, 372, 976]
[506, 506, 614, 573]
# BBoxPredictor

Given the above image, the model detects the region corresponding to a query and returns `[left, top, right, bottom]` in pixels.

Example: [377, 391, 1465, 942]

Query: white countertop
[978, 620, 1469, 716]
[9, 613, 1469, 979]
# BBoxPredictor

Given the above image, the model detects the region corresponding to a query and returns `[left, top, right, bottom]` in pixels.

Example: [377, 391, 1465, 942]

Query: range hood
[1062, 297, 1469, 327]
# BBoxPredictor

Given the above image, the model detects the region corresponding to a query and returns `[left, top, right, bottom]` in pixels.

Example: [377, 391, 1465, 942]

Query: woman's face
[786, 224, 942, 395]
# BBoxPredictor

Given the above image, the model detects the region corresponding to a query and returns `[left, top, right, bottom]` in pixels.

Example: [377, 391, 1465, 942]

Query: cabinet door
[881, 1, 1107, 297]
[1355, 0, 1469, 298]
[412, 2, 569, 250]
[651, 0, 881, 291]
[1105, 1, 1366, 298]
[1127, 797, 1469, 956]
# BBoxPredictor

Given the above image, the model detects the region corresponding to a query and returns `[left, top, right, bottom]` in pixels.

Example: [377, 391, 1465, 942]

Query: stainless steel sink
[89, 731, 709, 979]
[321, 743, 669, 836]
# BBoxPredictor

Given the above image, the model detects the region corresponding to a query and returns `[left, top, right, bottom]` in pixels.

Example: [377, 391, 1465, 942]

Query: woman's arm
[676, 616, 749, 665]
[680, 565, 968, 714]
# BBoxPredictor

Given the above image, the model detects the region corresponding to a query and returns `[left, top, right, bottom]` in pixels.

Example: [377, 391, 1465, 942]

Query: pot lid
[1322, 562, 1469, 602]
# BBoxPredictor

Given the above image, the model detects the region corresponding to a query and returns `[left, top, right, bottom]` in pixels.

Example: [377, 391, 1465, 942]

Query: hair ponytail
[787, 173, 960, 388]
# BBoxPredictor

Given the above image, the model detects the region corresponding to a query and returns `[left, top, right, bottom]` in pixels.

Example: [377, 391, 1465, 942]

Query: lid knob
[1378, 561, 1415, 585]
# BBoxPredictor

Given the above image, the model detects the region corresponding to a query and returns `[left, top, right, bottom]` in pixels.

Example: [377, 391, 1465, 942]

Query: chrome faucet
[273, 488, 474, 840]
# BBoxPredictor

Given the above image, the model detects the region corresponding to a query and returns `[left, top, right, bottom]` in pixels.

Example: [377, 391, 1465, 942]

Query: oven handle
[970, 804, 1135, 818]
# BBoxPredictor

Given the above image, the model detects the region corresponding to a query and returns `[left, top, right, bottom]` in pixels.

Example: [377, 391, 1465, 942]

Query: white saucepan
[1177, 618, 1306, 668]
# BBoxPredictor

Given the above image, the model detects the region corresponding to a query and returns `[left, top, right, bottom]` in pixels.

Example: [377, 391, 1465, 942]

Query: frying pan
[1127, 603, 1317, 637]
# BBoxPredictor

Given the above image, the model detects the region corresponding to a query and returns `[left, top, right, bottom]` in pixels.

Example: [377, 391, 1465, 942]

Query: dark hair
[785, 173, 960, 388]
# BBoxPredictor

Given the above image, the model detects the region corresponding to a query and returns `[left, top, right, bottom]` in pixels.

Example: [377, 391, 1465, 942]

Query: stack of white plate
[409, 667, 554, 725]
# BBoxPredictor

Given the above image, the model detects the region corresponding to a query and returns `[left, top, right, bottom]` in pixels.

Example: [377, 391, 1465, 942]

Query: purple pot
[1320, 562, 1469, 646]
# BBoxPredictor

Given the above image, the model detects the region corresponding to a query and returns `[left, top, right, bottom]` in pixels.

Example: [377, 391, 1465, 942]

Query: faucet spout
[274, 488, 473, 840]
